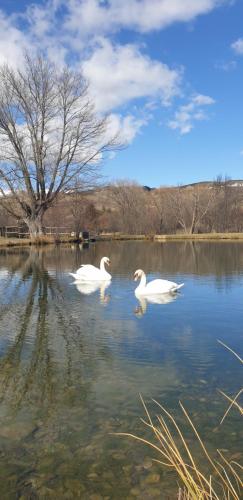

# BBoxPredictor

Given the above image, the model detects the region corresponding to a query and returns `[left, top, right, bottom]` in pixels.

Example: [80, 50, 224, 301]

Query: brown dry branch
[0, 54, 120, 237]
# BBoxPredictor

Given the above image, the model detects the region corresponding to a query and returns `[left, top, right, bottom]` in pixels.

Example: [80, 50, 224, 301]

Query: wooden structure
[0, 225, 29, 238]
[0, 225, 91, 240]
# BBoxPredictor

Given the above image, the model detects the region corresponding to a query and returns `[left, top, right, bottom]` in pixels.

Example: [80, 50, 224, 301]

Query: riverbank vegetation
[120, 342, 243, 499]
[2, 177, 243, 241]
[103, 177, 243, 236]
[0, 235, 78, 247]
[122, 397, 242, 499]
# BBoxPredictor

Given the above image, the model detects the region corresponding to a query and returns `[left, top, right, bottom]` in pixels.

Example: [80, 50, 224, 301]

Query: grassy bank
[2, 232, 243, 248]
[0, 235, 80, 248]
[100, 232, 243, 241]
[97, 233, 148, 241]
[154, 232, 243, 241]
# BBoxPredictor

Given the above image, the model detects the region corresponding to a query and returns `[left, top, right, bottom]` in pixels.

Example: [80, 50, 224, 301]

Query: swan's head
[134, 269, 144, 281]
[102, 257, 110, 266]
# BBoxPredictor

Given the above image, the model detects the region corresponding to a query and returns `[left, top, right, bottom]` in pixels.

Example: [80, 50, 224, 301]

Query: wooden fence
[0, 224, 94, 241]
[0, 226, 86, 239]
[0, 226, 29, 238]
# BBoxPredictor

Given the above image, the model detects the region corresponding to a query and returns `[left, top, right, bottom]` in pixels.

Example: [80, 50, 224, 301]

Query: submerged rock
[144, 473, 160, 484]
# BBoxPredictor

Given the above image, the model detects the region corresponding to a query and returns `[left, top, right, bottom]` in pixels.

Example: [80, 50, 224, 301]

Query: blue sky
[0, 0, 243, 187]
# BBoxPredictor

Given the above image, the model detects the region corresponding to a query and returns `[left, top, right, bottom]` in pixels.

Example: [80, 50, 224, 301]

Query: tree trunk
[189, 221, 195, 234]
[24, 213, 45, 238]
[189, 207, 197, 234]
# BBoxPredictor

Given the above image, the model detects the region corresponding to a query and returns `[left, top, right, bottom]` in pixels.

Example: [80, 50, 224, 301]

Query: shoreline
[0, 235, 81, 248]
[2, 232, 243, 248]
[98, 232, 243, 241]
[154, 232, 243, 241]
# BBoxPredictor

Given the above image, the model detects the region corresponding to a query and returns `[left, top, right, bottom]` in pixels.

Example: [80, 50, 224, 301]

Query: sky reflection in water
[0, 241, 242, 499]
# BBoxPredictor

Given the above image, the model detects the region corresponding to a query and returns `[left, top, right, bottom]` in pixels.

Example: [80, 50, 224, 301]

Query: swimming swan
[69, 257, 111, 281]
[134, 269, 184, 295]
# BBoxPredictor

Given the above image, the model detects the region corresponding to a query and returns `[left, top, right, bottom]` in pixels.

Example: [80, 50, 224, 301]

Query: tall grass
[217, 341, 243, 424]
[0, 235, 77, 247]
[118, 342, 242, 499]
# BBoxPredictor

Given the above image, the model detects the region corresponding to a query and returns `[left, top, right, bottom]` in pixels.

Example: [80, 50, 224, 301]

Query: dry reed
[217, 341, 243, 424]
[118, 342, 242, 499]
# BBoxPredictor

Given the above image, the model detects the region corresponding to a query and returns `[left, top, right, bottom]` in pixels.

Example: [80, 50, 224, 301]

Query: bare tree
[109, 181, 153, 234]
[69, 191, 100, 238]
[210, 176, 243, 232]
[152, 189, 177, 234]
[0, 55, 118, 237]
[169, 185, 214, 234]
[0, 204, 13, 233]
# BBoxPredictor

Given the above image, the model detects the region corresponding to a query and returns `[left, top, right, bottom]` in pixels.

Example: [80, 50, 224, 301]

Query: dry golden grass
[99, 232, 243, 241]
[2, 232, 243, 246]
[98, 233, 148, 240]
[118, 342, 242, 499]
[217, 341, 243, 424]
[119, 397, 242, 499]
[0, 235, 79, 247]
[0, 237, 32, 247]
[155, 233, 243, 241]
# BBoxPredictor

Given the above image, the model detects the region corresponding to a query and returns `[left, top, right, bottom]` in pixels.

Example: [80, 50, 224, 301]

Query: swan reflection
[134, 292, 178, 317]
[74, 280, 111, 305]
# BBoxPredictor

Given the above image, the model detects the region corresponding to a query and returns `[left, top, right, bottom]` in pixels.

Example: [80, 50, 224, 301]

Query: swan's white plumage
[69, 257, 111, 281]
[134, 269, 184, 295]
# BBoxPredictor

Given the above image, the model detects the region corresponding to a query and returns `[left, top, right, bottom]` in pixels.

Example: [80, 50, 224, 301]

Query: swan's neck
[138, 271, 146, 289]
[100, 258, 106, 271]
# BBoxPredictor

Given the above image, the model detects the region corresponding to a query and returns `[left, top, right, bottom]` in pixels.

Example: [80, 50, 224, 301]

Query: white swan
[69, 257, 111, 281]
[134, 269, 184, 295]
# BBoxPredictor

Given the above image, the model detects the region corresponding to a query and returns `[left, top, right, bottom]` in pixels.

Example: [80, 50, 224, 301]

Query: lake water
[0, 241, 242, 499]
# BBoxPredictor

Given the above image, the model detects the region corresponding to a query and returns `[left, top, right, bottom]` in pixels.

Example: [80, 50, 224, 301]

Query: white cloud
[107, 113, 148, 144]
[0, 0, 223, 143]
[168, 94, 215, 134]
[0, 11, 29, 67]
[215, 60, 237, 71]
[26, 3, 54, 39]
[0, 5, 182, 143]
[231, 37, 243, 55]
[64, 0, 229, 35]
[0, 4, 68, 68]
[82, 38, 181, 112]
[191, 94, 215, 106]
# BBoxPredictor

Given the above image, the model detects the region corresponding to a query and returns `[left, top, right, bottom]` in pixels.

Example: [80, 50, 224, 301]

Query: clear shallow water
[0, 241, 242, 499]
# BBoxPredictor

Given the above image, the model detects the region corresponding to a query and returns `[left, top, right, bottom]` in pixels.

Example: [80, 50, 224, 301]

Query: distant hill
[139, 180, 243, 191]
[180, 179, 243, 189]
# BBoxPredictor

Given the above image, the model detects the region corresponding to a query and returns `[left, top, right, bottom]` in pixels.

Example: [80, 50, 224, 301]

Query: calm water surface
[0, 241, 242, 499]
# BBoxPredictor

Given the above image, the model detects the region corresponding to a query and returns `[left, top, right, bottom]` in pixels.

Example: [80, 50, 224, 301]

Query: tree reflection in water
[0, 248, 92, 415]
[0, 248, 108, 498]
